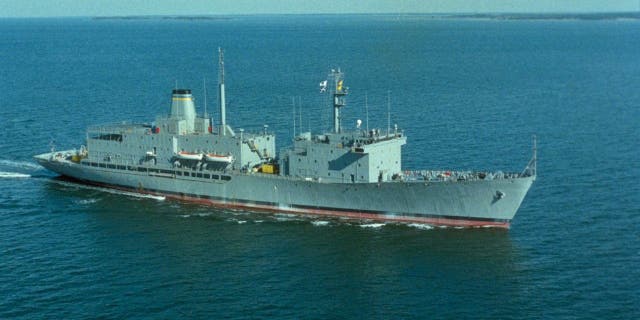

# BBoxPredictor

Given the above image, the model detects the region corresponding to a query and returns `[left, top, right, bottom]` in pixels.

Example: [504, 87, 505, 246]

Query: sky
[0, 0, 638, 18]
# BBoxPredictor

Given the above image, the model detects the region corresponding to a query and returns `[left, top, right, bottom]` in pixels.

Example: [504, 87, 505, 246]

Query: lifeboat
[176, 151, 203, 161]
[204, 153, 234, 164]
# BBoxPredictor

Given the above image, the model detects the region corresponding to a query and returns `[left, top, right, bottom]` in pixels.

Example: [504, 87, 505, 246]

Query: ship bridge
[279, 69, 407, 183]
[281, 129, 406, 183]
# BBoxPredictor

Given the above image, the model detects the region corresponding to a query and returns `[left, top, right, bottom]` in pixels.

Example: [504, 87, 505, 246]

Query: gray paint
[34, 66, 535, 226]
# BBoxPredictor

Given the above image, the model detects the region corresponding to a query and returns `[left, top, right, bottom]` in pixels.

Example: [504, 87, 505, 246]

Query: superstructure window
[91, 133, 123, 142]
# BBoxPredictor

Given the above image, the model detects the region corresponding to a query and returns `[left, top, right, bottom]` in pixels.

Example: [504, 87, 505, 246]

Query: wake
[0, 171, 31, 178]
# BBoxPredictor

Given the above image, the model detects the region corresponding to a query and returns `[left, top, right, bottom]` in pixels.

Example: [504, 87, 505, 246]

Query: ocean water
[1, 15, 638, 319]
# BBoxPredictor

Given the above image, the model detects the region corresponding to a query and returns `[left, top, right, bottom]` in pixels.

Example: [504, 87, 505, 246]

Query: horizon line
[2, 11, 640, 19]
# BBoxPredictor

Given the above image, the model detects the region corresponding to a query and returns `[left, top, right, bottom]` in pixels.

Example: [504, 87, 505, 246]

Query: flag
[319, 80, 327, 92]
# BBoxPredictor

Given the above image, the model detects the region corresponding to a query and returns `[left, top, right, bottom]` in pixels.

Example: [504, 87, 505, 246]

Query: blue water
[1, 15, 639, 319]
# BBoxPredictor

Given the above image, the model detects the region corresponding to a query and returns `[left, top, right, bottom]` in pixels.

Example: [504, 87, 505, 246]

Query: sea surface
[1, 15, 638, 319]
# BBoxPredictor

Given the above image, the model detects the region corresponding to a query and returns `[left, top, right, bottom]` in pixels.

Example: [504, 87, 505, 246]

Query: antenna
[308, 107, 311, 133]
[387, 90, 391, 136]
[298, 96, 302, 134]
[292, 96, 296, 139]
[532, 134, 537, 176]
[203, 77, 208, 118]
[218, 47, 227, 136]
[365, 92, 369, 132]
[521, 134, 538, 177]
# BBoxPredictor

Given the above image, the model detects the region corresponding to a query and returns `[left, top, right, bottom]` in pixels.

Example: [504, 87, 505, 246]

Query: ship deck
[35, 150, 533, 185]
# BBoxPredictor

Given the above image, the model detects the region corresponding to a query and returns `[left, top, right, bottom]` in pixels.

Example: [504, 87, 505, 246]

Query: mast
[329, 69, 347, 133]
[203, 77, 208, 118]
[218, 47, 226, 136]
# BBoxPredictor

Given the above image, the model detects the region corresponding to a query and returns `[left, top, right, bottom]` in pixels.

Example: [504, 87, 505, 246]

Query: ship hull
[35, 152, 534, 228]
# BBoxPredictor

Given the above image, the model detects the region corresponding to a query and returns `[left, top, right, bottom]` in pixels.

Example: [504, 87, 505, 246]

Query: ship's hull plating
[35, 152, 534, 228]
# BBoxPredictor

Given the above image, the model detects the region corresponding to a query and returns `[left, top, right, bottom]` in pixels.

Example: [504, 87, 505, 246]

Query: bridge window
[91, 133, 123, 142]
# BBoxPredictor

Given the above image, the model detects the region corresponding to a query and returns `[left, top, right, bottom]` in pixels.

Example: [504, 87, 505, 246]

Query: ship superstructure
[35, 50, 536, 228]
[281, 69, 406, 184]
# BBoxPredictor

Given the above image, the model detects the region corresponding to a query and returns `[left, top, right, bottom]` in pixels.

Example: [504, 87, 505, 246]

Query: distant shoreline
[3, 12, 639, 21]
[446, 12, 640, 21]
[90, 12, 640, 21]
[92, 15, 234, 21]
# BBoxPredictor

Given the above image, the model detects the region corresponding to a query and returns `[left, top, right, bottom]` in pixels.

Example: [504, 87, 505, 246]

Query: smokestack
[170, 89, 196, 133]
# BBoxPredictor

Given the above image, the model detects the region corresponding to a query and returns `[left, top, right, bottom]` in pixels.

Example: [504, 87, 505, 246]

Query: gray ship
[35, 49, 536, 228]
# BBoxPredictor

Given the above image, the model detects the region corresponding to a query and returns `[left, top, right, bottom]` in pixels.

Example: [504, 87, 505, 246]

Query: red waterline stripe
[82, 180, 511, 229]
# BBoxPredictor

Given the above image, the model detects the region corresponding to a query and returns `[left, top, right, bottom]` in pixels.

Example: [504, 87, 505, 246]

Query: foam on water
[274, 212, 302, 222]
[0, 160, 41, 171]
[197, 212, 213, 217]
[311, 220, 330, 227]
[49, 180, 166, 201]
[275, 213, 297, 218]
[359, 223, 386, 229]
[0, 171, 31, 178]
[74, 199, 98, 205]
[407, 223, 434, 230]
